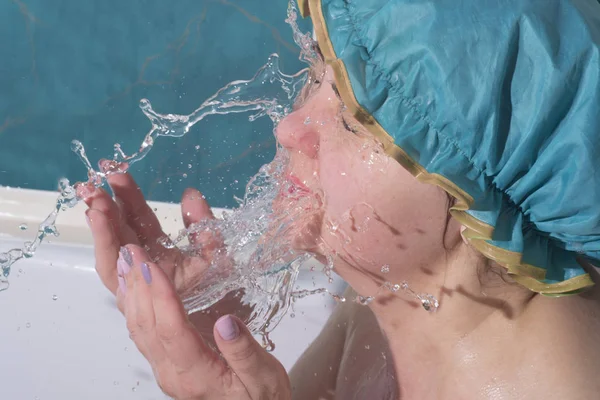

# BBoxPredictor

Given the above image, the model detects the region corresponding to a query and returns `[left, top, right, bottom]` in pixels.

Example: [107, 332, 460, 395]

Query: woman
[84, 0, 600, 398]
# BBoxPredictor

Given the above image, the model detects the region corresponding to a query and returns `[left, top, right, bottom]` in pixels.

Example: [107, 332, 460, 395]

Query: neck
[335, 239, 537, 397]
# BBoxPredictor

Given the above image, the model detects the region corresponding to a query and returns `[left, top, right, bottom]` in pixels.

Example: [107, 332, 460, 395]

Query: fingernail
[118, 275, 127, 294]
[120, 247, 133, 267]
[117, 257, 130, 276]
[215, 315, 240, 341]
[141, 262, 152, 284]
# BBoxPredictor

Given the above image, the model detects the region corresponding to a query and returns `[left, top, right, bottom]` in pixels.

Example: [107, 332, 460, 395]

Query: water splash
[1, 1, 440, 355]
[0, 1, 329, 345]
[1, 55, 297, 284]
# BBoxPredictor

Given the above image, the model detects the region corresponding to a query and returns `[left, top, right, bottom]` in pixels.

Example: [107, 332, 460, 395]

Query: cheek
[319, 148, 364, 218]
[318, 147, 449, 272]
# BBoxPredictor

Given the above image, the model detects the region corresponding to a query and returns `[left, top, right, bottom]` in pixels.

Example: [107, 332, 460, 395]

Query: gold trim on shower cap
[301, 0, 595, 296]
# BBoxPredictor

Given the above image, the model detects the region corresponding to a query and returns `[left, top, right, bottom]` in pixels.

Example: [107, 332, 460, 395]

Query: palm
[84, 171, 221, 297]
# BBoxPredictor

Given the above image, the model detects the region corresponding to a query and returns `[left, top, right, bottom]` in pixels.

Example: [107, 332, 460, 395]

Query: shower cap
[298, 0, 600, 296]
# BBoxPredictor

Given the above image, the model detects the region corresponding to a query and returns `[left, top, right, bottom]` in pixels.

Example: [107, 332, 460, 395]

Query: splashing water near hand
[0, 2, 318, 302]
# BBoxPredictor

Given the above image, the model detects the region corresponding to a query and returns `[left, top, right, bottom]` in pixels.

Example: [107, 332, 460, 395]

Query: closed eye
[342, 115, 359, 135]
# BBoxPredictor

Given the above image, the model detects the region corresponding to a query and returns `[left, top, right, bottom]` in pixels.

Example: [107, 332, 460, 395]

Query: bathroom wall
[0, 0, 310, 207]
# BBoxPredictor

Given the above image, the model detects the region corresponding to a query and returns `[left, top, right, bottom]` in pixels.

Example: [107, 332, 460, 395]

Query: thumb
[214, 315, 291, 400]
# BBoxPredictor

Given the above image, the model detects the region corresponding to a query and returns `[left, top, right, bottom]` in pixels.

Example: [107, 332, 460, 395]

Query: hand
[83, 167, 290, 399]
[82, 164, 222, 297]
[82, 165, 251, 341]
[115, 244, 291, 400]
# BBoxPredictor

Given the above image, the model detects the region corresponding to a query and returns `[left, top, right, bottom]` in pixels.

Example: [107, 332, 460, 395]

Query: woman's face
[274, 67, 452, 290]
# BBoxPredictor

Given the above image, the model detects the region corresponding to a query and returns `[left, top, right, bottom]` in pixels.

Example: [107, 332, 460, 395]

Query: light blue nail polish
[141, 262, 152, 284]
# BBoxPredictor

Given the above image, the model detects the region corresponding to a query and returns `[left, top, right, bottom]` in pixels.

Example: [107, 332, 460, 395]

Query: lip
[287, 174, 311, 195]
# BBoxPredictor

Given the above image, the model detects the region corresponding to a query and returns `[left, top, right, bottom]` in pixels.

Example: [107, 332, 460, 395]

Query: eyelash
[342, 116, 359, 135]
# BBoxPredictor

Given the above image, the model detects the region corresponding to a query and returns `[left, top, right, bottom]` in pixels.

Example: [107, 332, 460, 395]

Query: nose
[275, 108, 321, 159]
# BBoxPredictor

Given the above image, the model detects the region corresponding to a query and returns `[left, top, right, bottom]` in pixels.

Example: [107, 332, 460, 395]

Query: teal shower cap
[299, 0, 600, 295]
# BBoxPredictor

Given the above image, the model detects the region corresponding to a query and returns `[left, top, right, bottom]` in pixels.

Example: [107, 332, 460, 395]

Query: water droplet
[25, 322, 31, 328]
[331, 294, 346, 303]
[381, 265, 390, 274]
[195, 145, 200, 150]
[422, 299, 432, 311]
[19, 223, 28, 231]
[290, 313, 295, 318]
[355, 296, 373, 306]
[364, 345, 370, 350]
[420, 294, 439, 312]
[52, 295, 58, 301]
[304, 117, 311, 124]
[187, 164, 192, 169]
[131, 387, 137, 392]
[113, 381, 119, 386]
[157, 236, 176, 249]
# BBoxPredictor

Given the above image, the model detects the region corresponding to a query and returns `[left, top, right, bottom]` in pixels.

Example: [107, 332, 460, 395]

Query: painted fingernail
[117, 257, 130, 276]
[140, 262, 152, 284]
[118, 248, 132, 275]
[118, 275, 127, 294]
[120, 247, 133, 267]
[215, 315, 240, 341]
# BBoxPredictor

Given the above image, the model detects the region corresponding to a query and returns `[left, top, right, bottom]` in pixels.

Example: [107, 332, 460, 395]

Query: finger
[84, 187, 140, 246]
[146, 254, 224, 375]
[86, 209, 119, 294]
[181, 188, 224, 254]
[131, 247, 234, 399]
[120, 245, 164, 365]
[83, 188, 118, 228]
[214, 315, 291, 399]
[115, 286, 125, 315]
[113, 197, 142, 245]
[181, 188, 214, 226]
[106, 168, 173, 260]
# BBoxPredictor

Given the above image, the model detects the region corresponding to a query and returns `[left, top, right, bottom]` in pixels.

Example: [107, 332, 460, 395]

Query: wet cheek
[321, 168, 361, 216]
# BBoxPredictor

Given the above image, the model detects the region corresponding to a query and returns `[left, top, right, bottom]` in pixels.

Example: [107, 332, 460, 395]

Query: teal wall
[0, 0, 309, 207]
